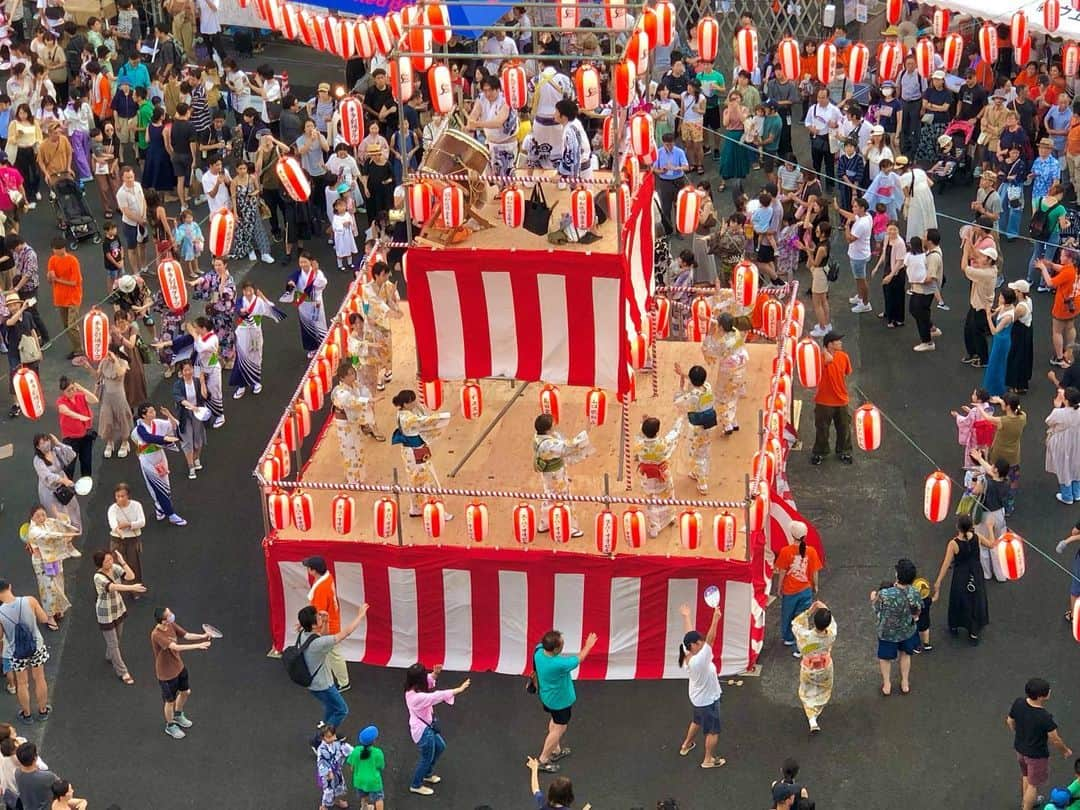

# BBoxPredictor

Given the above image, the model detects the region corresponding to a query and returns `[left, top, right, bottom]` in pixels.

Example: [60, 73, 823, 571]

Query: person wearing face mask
[869, 82, 902, 148]
[897, 56, 927, 156]
[150, 606, 212, 739]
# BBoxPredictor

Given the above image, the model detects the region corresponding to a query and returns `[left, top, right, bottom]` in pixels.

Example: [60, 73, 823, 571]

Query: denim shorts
[876, 632, 920, 660]
[357, 790, 385, 803]
[691, 698, 722, 735]
[850, 257, 869, 279]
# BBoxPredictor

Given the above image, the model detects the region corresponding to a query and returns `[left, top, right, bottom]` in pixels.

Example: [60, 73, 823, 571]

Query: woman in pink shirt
[404, 663, 471, 796]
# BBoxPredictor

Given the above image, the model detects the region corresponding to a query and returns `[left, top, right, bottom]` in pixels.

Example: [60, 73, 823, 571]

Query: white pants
[979, 508, 1007, 582]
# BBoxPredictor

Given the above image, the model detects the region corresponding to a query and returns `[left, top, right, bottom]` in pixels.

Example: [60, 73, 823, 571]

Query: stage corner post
[393, 467, 404, 547]
[649, 306, 658, 399]
[620, 393, 632, 491]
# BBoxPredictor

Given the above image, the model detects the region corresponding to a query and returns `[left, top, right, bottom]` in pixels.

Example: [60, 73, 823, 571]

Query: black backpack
[282, 631, 321, 687]
[1029, 203, 1053, 239]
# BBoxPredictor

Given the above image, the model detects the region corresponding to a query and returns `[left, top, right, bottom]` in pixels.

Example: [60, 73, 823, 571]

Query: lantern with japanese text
[816, 41, 837, 85]
[675, 186, 701, 234]
[749, 489, 769, 531]
[352, 19, 374, 59]
[630, 111, 654, 158]
[679, 510, 703, 550]
[374, 496, 397, 538]
[624, 28, 650, 75]
[539, 383, 561, 424]
[267, 490, 290, 530]
[425, 3, 451, 44]
[789, 299, 806, 338]
[370, 16, 392, 54]
[696, 16, 719, 62]
[13, 367, 44, 420]
[735, 26, 758, 74]
[302, 372, 325, 411]
[689, 295, 711, 342]
[460, 380, 483, 420]
[611, 61, 635, 107]
[654, 297, 671, 339]
[341, 97, 366, 147]
[585, 388, 608, 426]
[602, 116, 616, 152]
[796, 338, 822, 388]
[942, 33, 964, 73]
[855, 403, 883, 451]
[623, 508, 646, 548]
[1066, 42, 1080, 78]
[276, 156, 311, 202]
[514, 502, 537, 544]
[764, 432, 783, 461]
[290, 491, 313, 532]
[762, 298, 783, 339]
[81, 308, 108, 363]
[421, 378, 443, 410]
[441, 185, 466, 229]
[732, 260, 758, 307]
[877, 40, 903, 82]
[547, 503, 572, 543]
[714, 511, 737, 552]
[886, 0, 902, 24]
[423, 498, 447, 539]
[556, 0, 578, 29]
[979, 23, 998, 64]
[846, 42, 869, 84]
[331, 493, 355, 535]
[574, 64, 601, 111]
[408, 181, 434, 223]
[293, 401, 312, 439]
[1010, 11, 1028, 48]
[208, 208, 235, 257]
[465, 501, 489, 542]
[932, 7, 950, 36]
[995, 531, 1026, 580]
[914, 38, 935, 79]
[753, 449, 777, 487]
[502, 64, 528, 110]
[270, 437, 291, 478]
[571, 187, 595, 230]
[606, 182, 631, 223]
[1045, 0, 1061, 32]
[501, 186, 525, 228]
[389, 56, 415, 103]
[157, 259, 187, 312]
[652, 0, 675, 46]
[777, 37, 800, 81]
[595, 509, 618, 554]
[924, 471, 952, 522]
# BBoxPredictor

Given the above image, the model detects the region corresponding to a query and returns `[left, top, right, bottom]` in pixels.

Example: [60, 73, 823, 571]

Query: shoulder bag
[18, 331, 41, 364]
[523, 182, 553, 236]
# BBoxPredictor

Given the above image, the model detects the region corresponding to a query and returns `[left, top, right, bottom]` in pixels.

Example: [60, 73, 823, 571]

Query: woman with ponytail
[675, 602, 725, 769]
[986, 392, 1027, 515]
[774, 522, 822, 655]
[931, 514, 992, 643]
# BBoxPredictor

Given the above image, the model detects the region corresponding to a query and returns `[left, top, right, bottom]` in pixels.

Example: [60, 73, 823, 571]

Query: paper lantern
[689, 295, 711, 342]
[732, 260, 758, 308]
[696, 16, 719, 63]
[408, 181, 434, 223]
[407, 23, 432, 71]
[352, 20, 374, 59]
[846, 42, 869, 84]
[753, 449, 776, 486]
[595, 509, 617, 554]
[314, 14, 333, 52]
[611, 61, 636, 107]
[1066, 42, 1080, 78]
[296, 10, 315, 46]
[293, 401, 312, 439]
[601, 116, 616, 152]
[816, 41, 837, 85]
[514, 502, 537, 544]
[877, 41, 903, 82]
[424, 2, 451, 44]
[500, 186, 525, 228]
[606, 182, 631, 223]
[374, 496, 397, 538]
[914, 38, 935, 79]
[343, 293, 365, 319]
[628, 332, 648, 370]
[735, 26, 758, 74]
[765, 392, 788, 419]
[624, 28, 650, 75]
[312, 356, 333, 393]
[261, 455, 282, 483]
[789, 300, 806, 339]
[370, 15, 392, 54]
[923, 471, 952, 522]
[422, 498, 447, 539]
[328, 320, 349, 353]
[556, 0, 578, 29]
[322, 341, 340, 370]
[761, 299, 783, 339]
[1045, 0, 1061, 32]
[675, 186, 701, 234]
[1010, 11, 1028, 48]
[748, 489, 769, 531]
[268, 490, 290, 530]
[570, 188, 595, 230]
[942, 33, 964, 73]
[979, 23, 998, 64]
[502, 64, 528, 110]
[385, 10, 402, 40]
[1073, 0, 1080, 12]
[1073, 597, 1080, 642]
[1015, 37, 1031, 69]
[208, 208, 235, 258]
[81, 308, 108, 363]
[654, 297, 671, 339]
[302, 372, 325, 411]
[330, 17, 355, 59]
[331, 493, 355, 535]
[796, 338, 822, 388]
[604, 0, 628, 30]
[389, 55, 414, 103]
[775, 373, 792, 401]
[630, 111, 654, 158]
[290, 491, 313, 532]
[932, 7, 950, 36]
[464, 501, 489, 542]
[156, 258, 187, 313]
[777, 37, 801, 81]
[270, 437, 291, 478]
[574, 64, 601, 111]
[539, 383, 561, 424]
[714, 511, 737, 552]
[623, 508, 646, 548]
[338, 96, 364, 146]
[421, 378, 443, 410]
[854, 403, 883, 451]
[460, 380, 483, 420]
[544, 503, 570, 544]
[276, 156, 310, 202]
[763, 432, 783, 461]
[13, 367, 44, 420]
[995, 531, 1026, 580]
[585, 388, 607, 426]
[441, 185, 466, 229]
[679, 510, 703, 550]
[651, 1, 674, 46]
[886, 0, 902, 24]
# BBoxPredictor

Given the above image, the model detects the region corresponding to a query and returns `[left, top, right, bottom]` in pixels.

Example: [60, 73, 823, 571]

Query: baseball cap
[302, 555, 327, 574]
[931, 69, 946, 79]
[255, 127, 272, 138]
[772, 783, 797, 803]
[358, 725, 379, 745]
[822, 331, 844, 346]
[1009, 279, 1031, 294]
[682, 630, 703, 648]
[789, 521, 808, 539]
[318, 82, 331, 92]
[980, 246, 999, 261]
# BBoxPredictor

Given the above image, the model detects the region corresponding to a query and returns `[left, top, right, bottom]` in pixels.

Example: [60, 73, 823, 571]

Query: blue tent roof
[314, 0, 506, 39]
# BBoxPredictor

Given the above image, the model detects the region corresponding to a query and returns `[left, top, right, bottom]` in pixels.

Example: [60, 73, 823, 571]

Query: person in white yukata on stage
[533, 414, 591, 537]
[554, 99, 593, 183]
[525, 67, 574, 170]
[466, 75, 519, 178]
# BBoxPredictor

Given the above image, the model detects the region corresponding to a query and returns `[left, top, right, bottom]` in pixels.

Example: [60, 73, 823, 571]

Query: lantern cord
[853, 384, 1080, 586]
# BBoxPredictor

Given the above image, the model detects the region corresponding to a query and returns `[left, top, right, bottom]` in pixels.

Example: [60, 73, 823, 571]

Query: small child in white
[331, 197, 359, 272]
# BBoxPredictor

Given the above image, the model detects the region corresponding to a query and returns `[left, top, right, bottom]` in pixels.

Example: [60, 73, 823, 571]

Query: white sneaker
[809, 716, 820, 733]
[26, 202, 35, 210]
[409, 786, 435, 796]
[188, 468, 197, 479]
[260, 253, 274, 264]
[233, 387, 246, 399]
[809, 325, 827, 338]
[930, 327, 942, 338]
[248, 251, 256, 261]
[913, 342, 936, 352]
[851, 302, 873, 313]
[212, 416, 225, 428]
[253, 383, 263, 394]
[848, 294, 861, 304]
[194, 459, 203, 470]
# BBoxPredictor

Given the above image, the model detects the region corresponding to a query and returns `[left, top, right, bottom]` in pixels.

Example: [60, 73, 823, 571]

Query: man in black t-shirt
[957, 71, 988, 123]
[1007, 678, 1073, 810]
[363, 70, 398, 137]
[165, 102, 197, 209]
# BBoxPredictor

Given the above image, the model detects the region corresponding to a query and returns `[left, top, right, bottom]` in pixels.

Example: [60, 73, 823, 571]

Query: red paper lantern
[424, 3, 451, 44]
[328, 320, 349, 353]
[914, 37, 935, 79]
[276, 156, 310, 202]
[763, 432, 783, 461]
[623, 508, 646, 548]
[407, 25, 433, 71]
[775, 373, 792, 401]
[789, 300, 805, 338]
[855, 403, 883, 451]
[1066, 42, 1080, 78]
[979, 23, 998, 64]
[339, 96, 364, 146]
[846, 42, 869, 84]
[370, 16, 392, 54]
[796, 338, 822, 388]
[749, 490, 769, 531]
[322, 341, 340, 370]
[352, 20, 374, 59]
[1073, 597, 1080, 642]
[735, 26, 758, 74]
[389, 56, 415, 103]
[514, 502, 537, 544]
[330, 17, 355, 59]
[385, 10, 402, 40]
[465, 501, 489, 542]
[679, 510, 703, 550]
[331, 493, 355, 535]
[556, 0, 578, 29]
[689, 295, 711, 342]
[675, 186, 701, 234]
[343, 293, 364, 319]
[1073, 0, 1080, 12]
[261, 455, 282, 483]
[501, 65, 528, 110]
[570, 188, 595, 230]
[302, 373, 325, 411]
[764, 392, 788, 418]
[501, 186, 525, 228]
[13, 367, 44, 420]
[423, 498, 447, 539]
[624, 29, 650, 76]
[408, 181, 434, 222]
[314, 14, 331, 52]
[157, 259, 187, 312]
[606, 182, 631, 223]
[539, 383, 561, 424]
[696, 16, 719, 62]
[374, 496, 398, 538]
[421, 378, 443, 410]
[271, 437, 291, 478]
[877, 41, 903, 82]
[777, 37, 801, 81]
[651, 1, 675, 46]
[816, 41, 837, 85]
[1015, 37, 1031, 70]
[930, 7, 949, 36]
[460, 380, 483, 420]
[1011, 11, 1028, 48]
[546, 503, 571, 544]
[313, 356, 333, 393]
[296, 10, 315, 46]
[732, 260, 758, 307]
[942, 33, 964, 73]
[290, 491, 313, 532]
[267, 490, 290, 530]
[604, 0, 628, 30]
[761, 298, 783, 339]
[574, 65, 601, 111]
[293, 401, 311, 439]
[441, 185, 466, 229]
[630, 111, 654, 158]
[628, 332, 648, 370]
[601, 116, 616, 152]
[208, 208, 235, 258]
[753, 449, 777, 486]
[654, 297, 671, 339]
[886, 0, 902, 24]
[81, 308, 108, 363]
[595, 509, 618, 554]
[995, 531, 1026, 580]
[714, 511, 737, 552]
[1045, 0, 1061, 32]
[924, 471, 952, 522]
[611, 61, 636, 107]
[585, 388, 607, 426]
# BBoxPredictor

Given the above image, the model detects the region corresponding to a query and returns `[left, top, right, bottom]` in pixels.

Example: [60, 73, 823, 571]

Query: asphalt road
[2, 49, 1080, 809]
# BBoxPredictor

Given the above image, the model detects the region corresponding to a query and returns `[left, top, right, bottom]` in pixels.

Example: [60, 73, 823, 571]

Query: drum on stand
[418, 129, 495, 243]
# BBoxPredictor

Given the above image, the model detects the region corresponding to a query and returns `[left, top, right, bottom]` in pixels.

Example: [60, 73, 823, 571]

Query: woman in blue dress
[982, 288, 1017, 397]
[141, 108, 175, 193]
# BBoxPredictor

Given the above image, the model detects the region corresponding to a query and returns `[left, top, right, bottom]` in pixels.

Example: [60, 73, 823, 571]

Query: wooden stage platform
[274, 302, 778, 560]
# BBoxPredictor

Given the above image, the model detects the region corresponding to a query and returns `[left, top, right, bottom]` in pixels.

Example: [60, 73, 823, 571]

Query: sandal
[700, 757, 726, 769]
[1066, 611, 1073, 622]
[37, 706, 51, 719]
[679, 741, 697, 756]
[120, 674, 135, 685]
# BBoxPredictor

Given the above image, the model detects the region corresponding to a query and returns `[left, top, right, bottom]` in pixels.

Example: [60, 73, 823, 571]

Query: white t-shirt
[197, 0, 221, 34]
[848, 214, 872, 261]
[686, 642, 723, 707]
[481, 35, 518, 75]
[116, 182, 146, 227]
[201, 169, 231, 211]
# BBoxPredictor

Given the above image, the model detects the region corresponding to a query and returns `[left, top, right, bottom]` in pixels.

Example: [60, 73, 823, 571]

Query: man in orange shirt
[302, 556, 349, 692]
[811, 331, 853, 466]
[1039, 252, 1080, 367]
[1065, 110, 1080, 202]
[47, 237, 83, 358]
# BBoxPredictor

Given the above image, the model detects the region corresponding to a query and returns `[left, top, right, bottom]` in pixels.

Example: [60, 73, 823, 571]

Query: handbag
[259, 199, 272, 220]
[523, 182, 553, 236]
[18, 332, 41, 364]
[53, 483, 75, 505]
[973, 417, 997, 446]
[412, 445, 432, 464]
[825, 259, 840, 282]
[266, 100, 282, 122]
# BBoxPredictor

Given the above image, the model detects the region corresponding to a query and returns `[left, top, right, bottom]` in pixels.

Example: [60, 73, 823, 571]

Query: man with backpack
[150, 23, 185, 78]
[288, 603, 369, 734]
[0, 580, 57, 724]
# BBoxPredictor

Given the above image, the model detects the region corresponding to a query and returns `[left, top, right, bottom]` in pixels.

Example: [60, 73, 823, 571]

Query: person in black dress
[1005, 279, 1034, 393]
[931, 515, 993, 643]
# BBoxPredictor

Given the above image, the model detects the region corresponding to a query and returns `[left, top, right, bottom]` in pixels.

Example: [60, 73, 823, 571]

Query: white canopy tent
[926, 0, 1080, 42]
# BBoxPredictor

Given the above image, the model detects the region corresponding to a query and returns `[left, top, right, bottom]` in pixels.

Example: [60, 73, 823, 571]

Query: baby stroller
[50, 175, 102, 250]
[935, 119, 976, 187]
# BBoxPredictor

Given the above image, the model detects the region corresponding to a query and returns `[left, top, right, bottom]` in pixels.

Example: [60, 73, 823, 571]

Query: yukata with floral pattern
[192, 267, 237, 366]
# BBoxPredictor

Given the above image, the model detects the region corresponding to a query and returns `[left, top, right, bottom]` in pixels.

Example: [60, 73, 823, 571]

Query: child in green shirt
[135, 87, 154, 158]
[346, 725, 385, 810]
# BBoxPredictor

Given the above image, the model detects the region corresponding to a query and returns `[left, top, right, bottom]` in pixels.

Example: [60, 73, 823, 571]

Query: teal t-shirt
[697, 69, 726, 108]
[534, 644, 580, 711]
[761, 114, 783, 154]
[346, 744, 385, 793]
